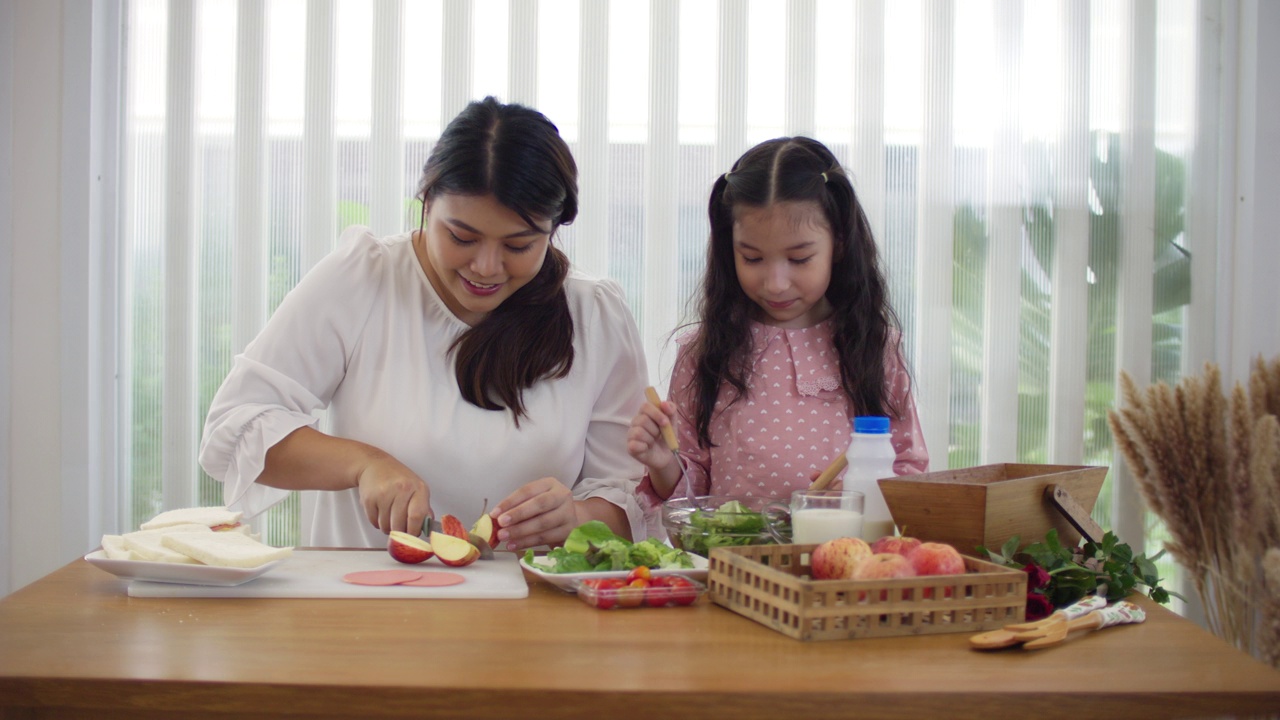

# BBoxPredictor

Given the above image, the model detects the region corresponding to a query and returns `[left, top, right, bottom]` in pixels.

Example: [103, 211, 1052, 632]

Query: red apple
[853, 553, 916, 580]
[810, 537, 873, 580]
[870, 534, 922, 557]
[387, 531, 434, 564]
[470, 513, 500, 548]
[429, 531, 479, 567]
[852, 552, 916, 601]
[441, 514, 469, 541]
[907, 542, 965, 576]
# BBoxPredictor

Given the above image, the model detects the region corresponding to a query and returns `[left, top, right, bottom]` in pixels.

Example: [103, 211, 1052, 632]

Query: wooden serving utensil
[808, 453, 849, 491]
[644, 387, 698, 508]
[968, 595, 1107, 651]
[1021, 601, 1145, 650]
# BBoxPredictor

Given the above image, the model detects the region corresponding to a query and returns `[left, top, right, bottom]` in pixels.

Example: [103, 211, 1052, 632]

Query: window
[121, 0, 1212, 609]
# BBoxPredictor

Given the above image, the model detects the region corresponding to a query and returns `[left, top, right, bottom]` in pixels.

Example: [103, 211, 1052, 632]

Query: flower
[1021, 562, 1050, 592]
[980, 529, 1182, 613]
[1025, 593, 1054, 621]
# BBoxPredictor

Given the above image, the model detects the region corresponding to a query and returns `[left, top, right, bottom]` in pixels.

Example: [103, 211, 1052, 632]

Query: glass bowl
[660, 495, 783, 557]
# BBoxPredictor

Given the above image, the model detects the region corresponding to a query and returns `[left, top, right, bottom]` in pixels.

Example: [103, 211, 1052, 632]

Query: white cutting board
[127, 550, 530, 599]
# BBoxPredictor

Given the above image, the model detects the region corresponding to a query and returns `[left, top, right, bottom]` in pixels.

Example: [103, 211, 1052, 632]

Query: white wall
[0, 0, 14, 597]
[2, 1, 1279, 597]
[5, 0, 65, 596]
[2, 0, 116, 597]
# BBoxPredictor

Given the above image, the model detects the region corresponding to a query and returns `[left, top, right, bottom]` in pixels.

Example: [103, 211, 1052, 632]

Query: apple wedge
[470, 513, 500, 548]
[429, 531, 479, 567]
[388, 531, 434, 564]
[441, 514, 469, 541]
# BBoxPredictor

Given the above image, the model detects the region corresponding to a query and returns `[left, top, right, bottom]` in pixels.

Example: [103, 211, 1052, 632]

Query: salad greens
[523, 521, 695, 574]
[675, 500, 775, 556]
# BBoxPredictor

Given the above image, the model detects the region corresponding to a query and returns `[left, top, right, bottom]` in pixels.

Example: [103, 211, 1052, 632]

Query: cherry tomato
[663, 576, 698, 606]
[644, 576, 674, 607]
[582, 578, 624, 609]
[625, 566, 651, 583]
[617, 578, 647, 608]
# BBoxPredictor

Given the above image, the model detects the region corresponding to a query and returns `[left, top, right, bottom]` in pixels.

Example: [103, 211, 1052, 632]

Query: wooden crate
[707, 544, 1026, 642]
[878, 463, 1107, 555]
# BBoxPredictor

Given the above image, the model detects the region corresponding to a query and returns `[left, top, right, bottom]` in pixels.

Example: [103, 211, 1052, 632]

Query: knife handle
[644, 386, 680, 453]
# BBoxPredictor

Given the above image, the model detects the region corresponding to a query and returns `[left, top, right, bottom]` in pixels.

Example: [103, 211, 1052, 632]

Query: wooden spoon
[1021, 601, 1145, 650]
[968, 595, 1107, 651]
[808, 453, 849, 491]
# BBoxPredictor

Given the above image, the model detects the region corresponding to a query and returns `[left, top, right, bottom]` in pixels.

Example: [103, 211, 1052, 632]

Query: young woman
[200, 97, 649, 550]
[628, 137, 928, 504]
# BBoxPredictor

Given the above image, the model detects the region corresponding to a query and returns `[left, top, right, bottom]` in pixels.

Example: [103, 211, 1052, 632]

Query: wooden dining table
[1, 552, 1278, 720]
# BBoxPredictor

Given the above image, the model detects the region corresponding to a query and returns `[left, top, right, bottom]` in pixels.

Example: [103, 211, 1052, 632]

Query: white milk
[860, 518, 897, 543]
[792, 508, 864, 544]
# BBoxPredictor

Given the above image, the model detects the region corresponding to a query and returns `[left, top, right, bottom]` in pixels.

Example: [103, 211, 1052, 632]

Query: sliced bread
[100, 534, 138, 561]
[141, 506, 244, 531]
[160, 531, 293, 569]
[121, 524, 213, 563]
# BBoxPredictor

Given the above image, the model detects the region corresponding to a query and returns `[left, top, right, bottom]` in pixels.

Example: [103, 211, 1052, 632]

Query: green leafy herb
[979, 529, 1185, 607]
[523, 522, 695, 574]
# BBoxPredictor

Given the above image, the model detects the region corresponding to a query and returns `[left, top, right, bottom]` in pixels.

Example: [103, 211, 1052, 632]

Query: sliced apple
[429, 531, 479, 567]
[470, 513, 500, 548]
[388, 531, 434, 564]
[441, 514, 469, 541]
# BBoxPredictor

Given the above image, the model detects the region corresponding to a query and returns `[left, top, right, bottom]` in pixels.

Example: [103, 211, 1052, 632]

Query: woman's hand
[354, 452, 433, 535]
[490, 477, 582, 551]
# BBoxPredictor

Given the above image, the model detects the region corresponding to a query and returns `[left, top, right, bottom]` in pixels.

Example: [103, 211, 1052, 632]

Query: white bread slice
[121, 524, 212, 563]
[100, 535, 139, 561]
[141, 506, 244, 531]
[160, 531, 293, 569]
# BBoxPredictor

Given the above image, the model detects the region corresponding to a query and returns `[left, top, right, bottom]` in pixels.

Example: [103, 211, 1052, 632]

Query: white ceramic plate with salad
[519, 554, 709, 593]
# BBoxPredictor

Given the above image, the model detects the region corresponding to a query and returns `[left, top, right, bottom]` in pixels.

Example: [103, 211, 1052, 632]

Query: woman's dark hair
[416, 96, 578, 424]
[689, 136, 907, 447]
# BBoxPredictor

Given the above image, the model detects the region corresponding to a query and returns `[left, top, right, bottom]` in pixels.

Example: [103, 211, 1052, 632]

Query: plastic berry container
[573, 575, 706, 609]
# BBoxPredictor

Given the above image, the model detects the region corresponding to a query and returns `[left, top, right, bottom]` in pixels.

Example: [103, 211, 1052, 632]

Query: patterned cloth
[638, 319, 928, 510]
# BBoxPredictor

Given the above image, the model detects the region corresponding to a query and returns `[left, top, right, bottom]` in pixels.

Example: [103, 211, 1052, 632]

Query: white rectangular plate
[520, 554, 708, 593]
[84, 549, 286, 587]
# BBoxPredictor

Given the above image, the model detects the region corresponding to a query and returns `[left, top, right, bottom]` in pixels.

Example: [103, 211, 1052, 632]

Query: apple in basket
[870, 534, 922, 557]
[908, 542, 965, 576]
[852, 553, 916, 601]
[811, 537, 872, 580]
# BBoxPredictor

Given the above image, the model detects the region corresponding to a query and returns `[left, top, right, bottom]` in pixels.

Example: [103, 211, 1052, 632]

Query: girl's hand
[354, 452, 433, 535]
[807, 467, 844, 491]
[627, 400, 679, 471]
[490, 477, 580, 551]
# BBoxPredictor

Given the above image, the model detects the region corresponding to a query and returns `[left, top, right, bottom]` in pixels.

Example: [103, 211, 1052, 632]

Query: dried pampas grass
[1108, 356, 1280, 666]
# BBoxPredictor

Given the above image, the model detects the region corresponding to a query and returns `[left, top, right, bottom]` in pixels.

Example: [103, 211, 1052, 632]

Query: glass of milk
[764, 490, 864, 545]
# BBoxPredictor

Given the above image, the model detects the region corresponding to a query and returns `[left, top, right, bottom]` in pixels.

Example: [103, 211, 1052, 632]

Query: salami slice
[399, 572, 466, 587]
[342, 569, 424, 586]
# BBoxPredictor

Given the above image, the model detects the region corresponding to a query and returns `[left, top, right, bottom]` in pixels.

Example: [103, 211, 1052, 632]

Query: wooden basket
[878, 463, 1108, 555]
[707, 544, 1026, 642]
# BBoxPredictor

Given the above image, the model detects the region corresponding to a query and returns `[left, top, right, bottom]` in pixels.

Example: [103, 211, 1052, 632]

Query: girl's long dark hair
[689, 137, 907, 447]
[417, 97, 578, 424]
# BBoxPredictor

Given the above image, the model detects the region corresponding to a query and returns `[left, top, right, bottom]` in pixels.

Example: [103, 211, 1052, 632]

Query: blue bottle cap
[853, 416, 890, 434]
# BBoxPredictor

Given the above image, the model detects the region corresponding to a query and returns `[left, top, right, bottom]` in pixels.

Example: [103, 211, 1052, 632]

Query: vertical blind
[121, 0, 1215, 610]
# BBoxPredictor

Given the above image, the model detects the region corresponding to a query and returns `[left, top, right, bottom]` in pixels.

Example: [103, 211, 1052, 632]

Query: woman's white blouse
[198, 227, 650, 548]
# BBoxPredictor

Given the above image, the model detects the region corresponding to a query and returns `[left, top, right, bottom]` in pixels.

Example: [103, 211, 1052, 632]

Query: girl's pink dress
[638, 319, 928, 510]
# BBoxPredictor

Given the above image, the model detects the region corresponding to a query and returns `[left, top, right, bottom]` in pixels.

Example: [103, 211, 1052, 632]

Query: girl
[200, 98, 649, 550]
[628, 137, 928, 504]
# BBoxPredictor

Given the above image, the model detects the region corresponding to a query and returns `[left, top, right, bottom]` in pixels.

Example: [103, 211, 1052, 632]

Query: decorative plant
[981, 529, 1180, 622]
[1107, 356, 1280, 666]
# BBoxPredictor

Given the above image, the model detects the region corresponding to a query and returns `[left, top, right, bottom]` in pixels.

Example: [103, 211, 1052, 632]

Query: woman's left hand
[490, 477, 580, 552]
